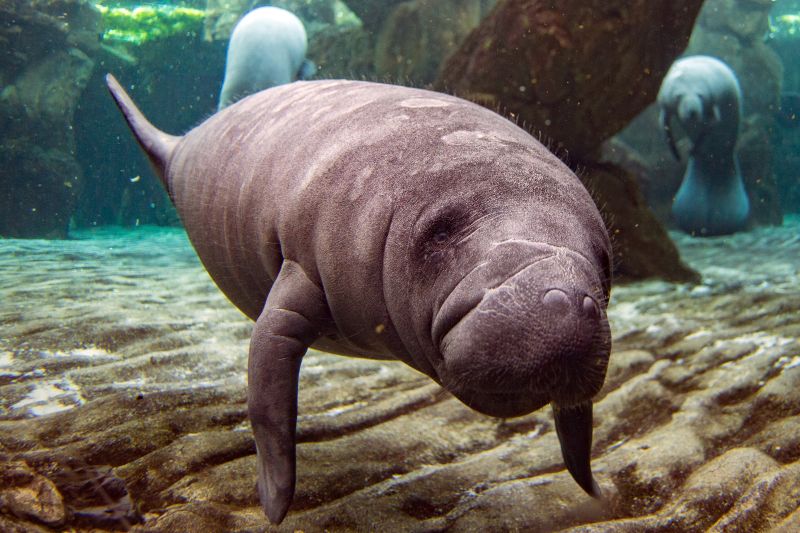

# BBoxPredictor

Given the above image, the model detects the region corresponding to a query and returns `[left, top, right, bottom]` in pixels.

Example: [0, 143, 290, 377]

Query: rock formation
[436, 0, 705, 160]
[374, 0, 490, 85]
[344, 0, 408, 36]
[0, 0, 100, 238]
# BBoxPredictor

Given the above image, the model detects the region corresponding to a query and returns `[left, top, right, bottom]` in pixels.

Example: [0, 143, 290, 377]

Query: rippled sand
[1, 219, 798, 531]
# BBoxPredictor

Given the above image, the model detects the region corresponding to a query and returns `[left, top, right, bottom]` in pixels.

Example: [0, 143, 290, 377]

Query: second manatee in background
[218, 6, 316, 110]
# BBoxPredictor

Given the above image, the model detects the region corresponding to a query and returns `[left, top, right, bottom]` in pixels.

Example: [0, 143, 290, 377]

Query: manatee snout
[435, 245, 610, 417]
[678, 94, 702, 121]
[677, 93, 706, 139]
[433, 244, 609, 498]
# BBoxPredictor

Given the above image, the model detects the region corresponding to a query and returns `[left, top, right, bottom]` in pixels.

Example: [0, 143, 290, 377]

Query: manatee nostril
[542, 288, 570, 315]
[582, 295, 600, 320]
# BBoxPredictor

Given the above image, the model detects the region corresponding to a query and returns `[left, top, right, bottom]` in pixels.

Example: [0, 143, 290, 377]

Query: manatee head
[378, 120, 612, 497]
[432, 238, 611, 418]
[384, 153, 612, 411]
[677, 92, 704, 125]
[676, 92, 708, 140]
[387, 161, 611, 496]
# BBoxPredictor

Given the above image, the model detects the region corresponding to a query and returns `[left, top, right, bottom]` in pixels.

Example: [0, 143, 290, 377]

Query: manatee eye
[414, 207, 469, 264]
[432, 230, 450, 244]
[423, 223, 453, 260]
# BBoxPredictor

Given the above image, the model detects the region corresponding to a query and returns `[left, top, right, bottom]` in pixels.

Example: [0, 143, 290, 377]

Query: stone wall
[373, 0, 490, 86]
[436, 0, 705, 161]
[769, 0, 800, 213]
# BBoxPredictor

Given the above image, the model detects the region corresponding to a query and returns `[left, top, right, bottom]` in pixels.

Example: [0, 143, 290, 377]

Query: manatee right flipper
[552, 401, 602, 498]
[248, 261, 329, 524]
[659, 107, 681, 161]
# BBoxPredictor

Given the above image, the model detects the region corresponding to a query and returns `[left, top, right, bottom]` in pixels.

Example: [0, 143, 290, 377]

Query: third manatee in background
[218, 6, 316, 110]
[658, 55, 749, 236]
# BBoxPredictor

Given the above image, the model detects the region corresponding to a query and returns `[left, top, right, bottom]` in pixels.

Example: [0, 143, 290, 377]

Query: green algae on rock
[96, 4, 206, 45]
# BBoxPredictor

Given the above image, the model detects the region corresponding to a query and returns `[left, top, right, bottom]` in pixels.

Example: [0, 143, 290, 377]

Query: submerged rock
[581, 163, 698, 282]
[374, 0, 488, 85]
[0, 459, 66, 527]
[436, 0, 705, 160]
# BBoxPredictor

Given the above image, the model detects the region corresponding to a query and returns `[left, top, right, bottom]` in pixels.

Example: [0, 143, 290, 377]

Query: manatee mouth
[431, 254, 553, 350]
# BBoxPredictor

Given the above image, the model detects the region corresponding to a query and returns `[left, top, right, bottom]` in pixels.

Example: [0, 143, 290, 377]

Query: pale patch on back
[349, 166, 374, 202]
[400, 97, 451, 108]
[442, 129, 516, 147]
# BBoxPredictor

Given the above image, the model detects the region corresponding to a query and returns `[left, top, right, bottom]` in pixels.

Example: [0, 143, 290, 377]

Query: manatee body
[218, 7, 315, 110]
[658, 55, 749, 236]
[107, 76, 613, 524]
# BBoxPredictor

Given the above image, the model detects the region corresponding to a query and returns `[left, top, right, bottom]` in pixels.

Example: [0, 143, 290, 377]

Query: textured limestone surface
[1, 218, 799, 531]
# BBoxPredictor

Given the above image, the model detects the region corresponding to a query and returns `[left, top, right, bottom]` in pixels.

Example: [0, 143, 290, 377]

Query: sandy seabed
[1, 218, 799, 531]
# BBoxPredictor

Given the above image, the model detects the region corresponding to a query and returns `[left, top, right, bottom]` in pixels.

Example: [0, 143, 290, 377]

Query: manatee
[658, 55, 749, 236]
[218, 6, 315, 110]
[106, 75, 613, 524]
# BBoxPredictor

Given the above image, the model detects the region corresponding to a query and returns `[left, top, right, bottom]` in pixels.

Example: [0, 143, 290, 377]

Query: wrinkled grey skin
[107, 76, 613, 525]
[218, 6, 315, 110]
[658, 55, 749, 236]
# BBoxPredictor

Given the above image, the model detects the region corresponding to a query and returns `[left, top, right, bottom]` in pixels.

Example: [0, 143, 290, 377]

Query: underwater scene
[1, 0, 799, 531]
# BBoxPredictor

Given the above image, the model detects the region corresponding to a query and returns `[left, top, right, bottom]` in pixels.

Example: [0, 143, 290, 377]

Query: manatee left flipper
[659, 107, 681, 161]
[248, 260, 329, 524]
[552, 401, 602, 499]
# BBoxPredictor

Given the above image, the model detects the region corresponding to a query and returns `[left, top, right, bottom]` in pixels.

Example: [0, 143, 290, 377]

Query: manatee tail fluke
[105, 74, 179, 193]
[553, 401, 602, 499]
